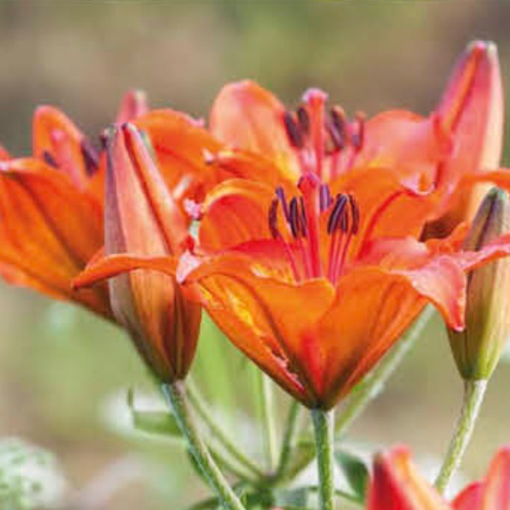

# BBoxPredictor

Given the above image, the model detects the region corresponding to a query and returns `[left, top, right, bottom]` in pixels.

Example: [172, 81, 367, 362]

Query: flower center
[283, 89, 365, 181]
[268, 174, 359, 284]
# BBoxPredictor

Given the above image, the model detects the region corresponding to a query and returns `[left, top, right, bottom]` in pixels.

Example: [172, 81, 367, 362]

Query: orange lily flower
[368, 445, 510, 510]
[208, 40, 507, 238]
[74, 75, 510, 408]
[0, 92, 146, 318]
[75, 124, 201, 382]
[0, 91, 224, 321]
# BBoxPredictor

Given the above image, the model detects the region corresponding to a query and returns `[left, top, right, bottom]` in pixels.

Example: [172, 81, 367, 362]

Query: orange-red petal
[368, 447, 450, 510]
[0, 158, 110, 317]
[210, 80, 300, 182]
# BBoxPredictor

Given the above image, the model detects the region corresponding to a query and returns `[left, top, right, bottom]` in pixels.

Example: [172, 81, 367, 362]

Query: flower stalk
[274, 400, 301, 480]
[311, 408, 335, 510]
[162, 382, 246, 510]
[434, 379, 488, 493]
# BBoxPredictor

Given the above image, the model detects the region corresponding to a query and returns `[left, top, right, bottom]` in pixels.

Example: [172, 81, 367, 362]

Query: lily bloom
[208, 40, 507, 238]
[368, 445, 510, 510]
[75, 124, 201, 382]
[0, 92, 222, 320]
[0, 92, 146, 318]
[75, 77, 510, 408]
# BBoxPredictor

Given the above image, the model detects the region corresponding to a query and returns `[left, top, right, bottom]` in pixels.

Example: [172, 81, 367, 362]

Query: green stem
[335, 305, 434, 437]
[187, 380, 265, 479]
[434, 379, 488, 494]
[274, 400, 301, 479]
[162, 382, 246, 510]
[311, 408, 335, 510]
[257, 371, 278, 470]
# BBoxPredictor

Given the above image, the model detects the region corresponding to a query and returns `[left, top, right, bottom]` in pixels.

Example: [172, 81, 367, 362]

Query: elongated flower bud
[105, 124, 201, 382]
[448, 188, 510, 380]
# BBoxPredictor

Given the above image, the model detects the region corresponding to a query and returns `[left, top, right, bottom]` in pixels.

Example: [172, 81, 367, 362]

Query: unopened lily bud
[448, 188, 510, 380]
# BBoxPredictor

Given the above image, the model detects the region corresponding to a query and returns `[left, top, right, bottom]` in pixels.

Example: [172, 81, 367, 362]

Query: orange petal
[199, 179, 277, 251]
[116, 89, 149, 124]
[32, 106, 100, 190]
[436, 41, 503, 173]
[210, 80, 300, 181]
[359, 111, 451, 194]
[315, 267, 426, 406]
[452, 483, 484, 510]
[184, 251, 336, 407]
[0, 158, 109, 317]
[368, 447, 450, 510]
[330, 166, 434, 255]
[134, 109, 223, 202]
[480, 447, 510, 510]
[0, 146, 10, 161]
[358, 237, 468, 329]
[73, 254, 175, 288]
[435, 41, 503, 231]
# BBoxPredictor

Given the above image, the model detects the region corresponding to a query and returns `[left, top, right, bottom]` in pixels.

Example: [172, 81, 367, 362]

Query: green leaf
[334, 450, 369, 503]
[128, 389, 181, 437]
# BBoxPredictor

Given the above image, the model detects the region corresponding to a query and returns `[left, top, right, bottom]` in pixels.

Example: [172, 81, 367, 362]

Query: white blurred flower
[0, 438, 67, 509]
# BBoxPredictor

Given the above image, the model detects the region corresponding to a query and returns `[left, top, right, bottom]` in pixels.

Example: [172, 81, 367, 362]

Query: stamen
[296, 106, 310, 135]
[81, 138, 100, 176]
[275, 186, 290, 220]
[319, 183, 333, 212]
[289, 197, 301, 238]
[349, 194, 360, 234]
[268, 198, 280, 239]
[283, 111, 304, 148]
[43, 151, 58, 169]
[299, 196, 308, 237]
[330, 106, 347, 141]
[327, 194, 348, 234]
[351, 112, 366, 150]
[327, 120, 345, 151]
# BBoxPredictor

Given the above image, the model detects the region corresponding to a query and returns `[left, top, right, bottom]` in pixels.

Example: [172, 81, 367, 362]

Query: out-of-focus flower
[0, 93, 139, 318]
[424, 41, 505, 238]
[0, 437, 67, 510]
[74, 124, 201, 383]
[368, 445, 510, 510]
[368, 447, 449, 510]
[447, 188, 510, 380]
[0, 91, 220, 321]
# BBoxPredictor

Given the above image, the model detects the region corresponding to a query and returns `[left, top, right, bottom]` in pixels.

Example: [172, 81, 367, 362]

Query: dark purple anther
[81, 138, 100, 176]
[299, 196, 308, 237]
[283, 111, 304, 149]
[289, 197, 300, 238]
[275, 186, 290, 221]
[319, 183, 333, 212]
[296, 106, 310, 135]
[327, 194, 348, 234]
[349, 195, 360, 234]
[43, 151, 58, 169]
[268, 198, 280, 239]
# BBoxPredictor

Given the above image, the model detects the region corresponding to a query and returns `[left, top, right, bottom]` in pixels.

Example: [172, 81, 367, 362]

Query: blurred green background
[1, 1, 510, 508]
